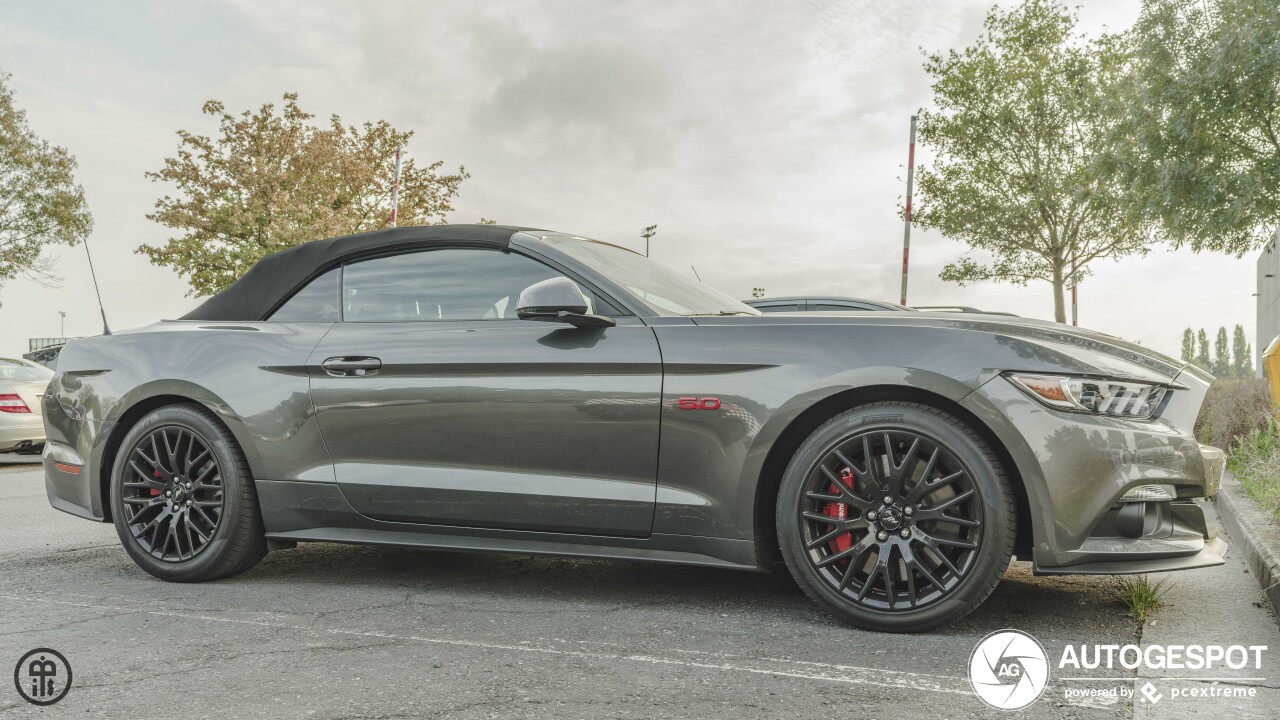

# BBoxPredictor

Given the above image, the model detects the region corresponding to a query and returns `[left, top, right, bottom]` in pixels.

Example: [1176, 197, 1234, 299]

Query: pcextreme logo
[968, 629, 1050, 710]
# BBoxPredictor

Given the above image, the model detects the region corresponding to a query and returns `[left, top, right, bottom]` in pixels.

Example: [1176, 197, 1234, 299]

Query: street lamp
[752, 287, 766, 299]
[58, 310, 66, 338]
[641, 225, 657, 257]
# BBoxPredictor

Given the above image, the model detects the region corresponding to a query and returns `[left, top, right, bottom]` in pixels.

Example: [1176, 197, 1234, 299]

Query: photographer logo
[969, 630, 1049, 710]
[13, 648, 72, 706]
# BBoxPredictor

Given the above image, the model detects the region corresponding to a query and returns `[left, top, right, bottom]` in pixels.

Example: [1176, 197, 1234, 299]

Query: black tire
[776, 401, 1014, 632]
[109, 403, 267, 582]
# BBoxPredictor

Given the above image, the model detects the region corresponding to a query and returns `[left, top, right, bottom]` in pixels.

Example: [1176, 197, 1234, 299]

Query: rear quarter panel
[45, 322, 334, 519]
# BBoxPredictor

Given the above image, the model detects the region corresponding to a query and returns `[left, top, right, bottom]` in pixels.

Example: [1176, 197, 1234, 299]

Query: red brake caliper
[822, 468, 856, 552]
[149, 468, 162, 496]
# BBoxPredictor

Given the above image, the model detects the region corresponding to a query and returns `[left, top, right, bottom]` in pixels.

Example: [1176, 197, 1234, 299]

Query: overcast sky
[0, 0, 1259, 361]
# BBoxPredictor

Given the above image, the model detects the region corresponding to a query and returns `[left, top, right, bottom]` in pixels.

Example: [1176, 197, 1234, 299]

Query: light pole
[900, 115, 917, 307]
[1070, 250, 1078, 326]
[58, 311, 66, 338]
[390, 145, 403, 227]
[641, 225, 657, 257]
[752, 287, 766, 299]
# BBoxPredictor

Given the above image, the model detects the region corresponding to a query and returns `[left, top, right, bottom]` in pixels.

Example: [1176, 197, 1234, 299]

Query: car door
[307, 246, 662, 537]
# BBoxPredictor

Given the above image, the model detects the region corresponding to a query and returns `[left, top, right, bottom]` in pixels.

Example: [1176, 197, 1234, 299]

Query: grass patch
[1114, 575, 1172, 623]
[1228, 417, 1280, 522]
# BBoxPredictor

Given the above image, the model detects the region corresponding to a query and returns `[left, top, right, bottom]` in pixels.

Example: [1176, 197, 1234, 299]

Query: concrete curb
[1213, 470, 1280, 628]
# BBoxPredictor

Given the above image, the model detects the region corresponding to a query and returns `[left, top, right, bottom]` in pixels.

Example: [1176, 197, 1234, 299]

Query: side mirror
[516, 277, 615, 328]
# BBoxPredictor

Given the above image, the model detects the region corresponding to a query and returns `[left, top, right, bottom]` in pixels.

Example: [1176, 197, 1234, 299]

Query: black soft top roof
[180, 224, 534, 321]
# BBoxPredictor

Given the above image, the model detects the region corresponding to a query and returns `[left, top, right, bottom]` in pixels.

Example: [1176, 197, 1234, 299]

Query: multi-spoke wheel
[121, 426, 224, 561]
[777, 402, 1014, 632]
[110, 404, 267, 582]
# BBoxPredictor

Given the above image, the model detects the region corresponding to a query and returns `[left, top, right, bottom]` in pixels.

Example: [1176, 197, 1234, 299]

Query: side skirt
[257, 479, 761, 572]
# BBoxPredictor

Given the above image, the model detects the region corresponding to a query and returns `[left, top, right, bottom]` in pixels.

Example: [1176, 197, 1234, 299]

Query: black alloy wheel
[110, 403, 267, 582]
[798, 429, 983, 610]
[777, 402, 1014, 632]
[120, 425, 224, 562]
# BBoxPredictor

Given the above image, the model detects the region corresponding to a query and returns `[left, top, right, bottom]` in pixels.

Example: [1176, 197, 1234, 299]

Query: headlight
[1006, 373, 1168, 418]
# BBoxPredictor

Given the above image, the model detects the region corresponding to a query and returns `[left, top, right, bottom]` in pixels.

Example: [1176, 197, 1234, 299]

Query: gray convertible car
[41, 225, 1225, 632]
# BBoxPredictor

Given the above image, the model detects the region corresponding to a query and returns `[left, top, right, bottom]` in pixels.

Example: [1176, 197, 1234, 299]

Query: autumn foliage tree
[0, 72, 92, 290]
[142, 93, 471, 295]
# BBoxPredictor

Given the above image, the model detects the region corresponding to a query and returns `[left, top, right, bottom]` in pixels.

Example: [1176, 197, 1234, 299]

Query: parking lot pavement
[0, 463, 1276, 719]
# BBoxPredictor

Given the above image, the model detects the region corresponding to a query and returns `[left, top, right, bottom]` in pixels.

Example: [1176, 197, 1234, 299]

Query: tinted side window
[342, 249, 579, 322]
[269, 268, 339, 322]
[756, 303, 802, 313]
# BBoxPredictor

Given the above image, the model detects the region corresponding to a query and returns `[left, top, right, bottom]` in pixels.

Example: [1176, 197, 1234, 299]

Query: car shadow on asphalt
[238, 542, 1132, 636]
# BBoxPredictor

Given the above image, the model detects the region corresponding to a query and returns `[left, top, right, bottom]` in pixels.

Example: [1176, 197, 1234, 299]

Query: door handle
[321, 356, 382, 377]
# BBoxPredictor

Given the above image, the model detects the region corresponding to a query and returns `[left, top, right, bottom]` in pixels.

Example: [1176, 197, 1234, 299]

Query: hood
[918, 313, 1187, 381]
[695, 312, 1191, 383]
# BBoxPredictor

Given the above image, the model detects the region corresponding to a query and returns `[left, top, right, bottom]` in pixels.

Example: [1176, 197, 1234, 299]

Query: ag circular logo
[968, 630, 1048, 710]
[14, 648, 72, 706]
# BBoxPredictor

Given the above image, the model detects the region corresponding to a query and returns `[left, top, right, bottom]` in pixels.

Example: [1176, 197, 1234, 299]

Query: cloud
[0, 0, 1258, 361]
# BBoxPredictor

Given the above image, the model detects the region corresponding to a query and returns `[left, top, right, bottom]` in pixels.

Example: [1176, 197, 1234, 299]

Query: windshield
[547, 237, 758, 317]
[0, 358, 54, 382]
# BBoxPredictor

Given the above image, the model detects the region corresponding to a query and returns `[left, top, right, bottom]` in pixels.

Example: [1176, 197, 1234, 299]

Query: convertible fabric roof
[180, 224, 534, 322]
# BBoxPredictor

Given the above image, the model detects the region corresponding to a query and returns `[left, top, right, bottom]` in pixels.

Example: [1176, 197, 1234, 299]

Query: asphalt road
[0, 457, 1276, 719]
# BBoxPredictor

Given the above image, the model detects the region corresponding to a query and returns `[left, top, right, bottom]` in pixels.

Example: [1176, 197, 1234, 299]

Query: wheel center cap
[171, 486, 188, 503]
[878, 507, 903, 531]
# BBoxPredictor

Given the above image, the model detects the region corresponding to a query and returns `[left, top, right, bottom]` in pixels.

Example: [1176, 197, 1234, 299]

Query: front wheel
[110, 403, 267, 582]
[777, 402, 1015, 632]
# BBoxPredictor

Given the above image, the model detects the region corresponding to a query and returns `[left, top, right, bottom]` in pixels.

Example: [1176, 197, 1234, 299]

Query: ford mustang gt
[41, 224, 1226, 632]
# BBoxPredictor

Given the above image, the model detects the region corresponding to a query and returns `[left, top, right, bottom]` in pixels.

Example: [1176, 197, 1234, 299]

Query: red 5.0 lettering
[677, 396, 721, 410]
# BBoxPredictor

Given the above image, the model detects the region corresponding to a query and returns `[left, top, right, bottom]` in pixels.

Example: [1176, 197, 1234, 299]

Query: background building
[1256, 228, 1280, 376]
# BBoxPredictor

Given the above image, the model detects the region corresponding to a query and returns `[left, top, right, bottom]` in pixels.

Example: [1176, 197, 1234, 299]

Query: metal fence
[28, 337, 69, 352]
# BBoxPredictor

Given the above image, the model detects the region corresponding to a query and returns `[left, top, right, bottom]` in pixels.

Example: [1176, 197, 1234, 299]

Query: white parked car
[0, 357, 53, 455]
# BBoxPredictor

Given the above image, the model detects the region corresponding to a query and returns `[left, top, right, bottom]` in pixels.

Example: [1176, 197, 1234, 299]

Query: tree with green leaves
[1196, 329, 1211, 370]
[1232, 324, 1253, 377]
[913, 0, 1154, 323]
[143, 93, 471, 296]
[1184, 325, 1253, 376]
[1105, 0, 1279, 255]
[1180, 328, 1195, 362]
[0, 72, 93, 291]
[1213, 326, 1231, 377]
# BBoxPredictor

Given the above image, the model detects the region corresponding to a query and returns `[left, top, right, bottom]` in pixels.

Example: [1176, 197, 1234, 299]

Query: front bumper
[962, 371, 1226, 574]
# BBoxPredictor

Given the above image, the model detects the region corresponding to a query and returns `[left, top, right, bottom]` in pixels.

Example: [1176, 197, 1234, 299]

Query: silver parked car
[42, 225, 1226, 632]
[0, 357, 54, 454]
[745, 296, 914, 313]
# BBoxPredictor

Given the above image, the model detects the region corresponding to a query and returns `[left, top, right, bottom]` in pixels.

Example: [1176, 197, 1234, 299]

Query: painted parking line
[0, 592, 1125, 711]
[0, 592, 973, 696]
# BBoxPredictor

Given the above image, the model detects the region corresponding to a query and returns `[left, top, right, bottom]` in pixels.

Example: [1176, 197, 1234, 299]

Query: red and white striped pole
[900, 115, 917, 307]
[389, 145, 403, 227]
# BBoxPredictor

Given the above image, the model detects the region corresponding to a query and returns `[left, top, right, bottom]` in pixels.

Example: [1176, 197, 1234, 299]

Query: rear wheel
[110, 404, 267, 582]
[777, 402, 1014, 632]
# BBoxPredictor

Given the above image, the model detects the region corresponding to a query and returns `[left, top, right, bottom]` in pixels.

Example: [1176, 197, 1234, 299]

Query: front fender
[738, 365, 979, 495]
